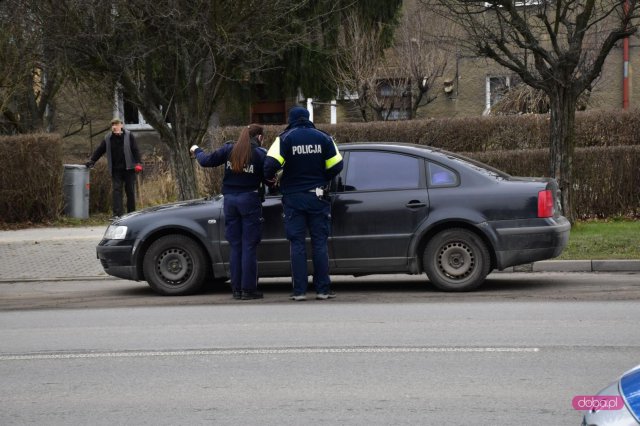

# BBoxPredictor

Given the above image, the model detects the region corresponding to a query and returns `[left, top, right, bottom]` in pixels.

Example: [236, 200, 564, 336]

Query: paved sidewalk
[0, 227, 108, 282]
[0, 226, 638, 282]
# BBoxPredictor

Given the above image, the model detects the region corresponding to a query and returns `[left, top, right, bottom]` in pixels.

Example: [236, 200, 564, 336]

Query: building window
[484, 74, 521, 115]
[337, 87, 359, 100]
[378, 79, 411, 121]
[114, 86, 156, 131]
[484, 1, 543, 8]
[383, 108, 411, 120]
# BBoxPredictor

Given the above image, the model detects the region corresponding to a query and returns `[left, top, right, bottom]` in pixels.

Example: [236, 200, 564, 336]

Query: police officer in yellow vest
[264, 106, 343, 301]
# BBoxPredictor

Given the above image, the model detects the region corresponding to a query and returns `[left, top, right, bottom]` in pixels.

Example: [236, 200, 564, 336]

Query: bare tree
[0, 1, 64, 134]
[369, 76, 411, 121]
[47, 0, 316, 200]
[391, 5, 452, 118]
[331, 12, 389, 121]
[422, 0, 638, 221]
[331, 5, 449, 121]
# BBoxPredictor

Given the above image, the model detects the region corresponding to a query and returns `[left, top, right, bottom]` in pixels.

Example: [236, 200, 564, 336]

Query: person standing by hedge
[190, 124, 267, 300]
[85, 117, 143, 219]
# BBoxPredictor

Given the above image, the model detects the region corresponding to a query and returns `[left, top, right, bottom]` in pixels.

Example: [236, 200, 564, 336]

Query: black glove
[85, 160, 95, 169]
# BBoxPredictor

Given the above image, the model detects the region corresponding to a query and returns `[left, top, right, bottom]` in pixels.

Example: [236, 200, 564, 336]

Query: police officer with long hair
[190, 124, 267, 300]
[264, 106, 343, 301]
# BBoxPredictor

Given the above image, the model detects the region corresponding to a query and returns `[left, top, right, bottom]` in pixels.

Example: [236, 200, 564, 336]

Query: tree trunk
[548, 88, 577, 223]
[165, 111, 200, 201]
[411, 89, 425, 119]
[358, 102, 369, 121]
[168, 139, 199, 201]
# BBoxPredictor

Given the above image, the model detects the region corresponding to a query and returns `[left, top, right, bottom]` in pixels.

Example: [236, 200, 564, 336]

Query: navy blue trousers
[282, 192, 331, 295]
[224, 191, 262, 292]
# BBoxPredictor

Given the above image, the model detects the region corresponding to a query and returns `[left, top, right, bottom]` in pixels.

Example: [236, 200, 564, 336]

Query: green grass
[0, 213, 112, 231]
[50, 214, 113, 228]
[558, 219, 640, 260]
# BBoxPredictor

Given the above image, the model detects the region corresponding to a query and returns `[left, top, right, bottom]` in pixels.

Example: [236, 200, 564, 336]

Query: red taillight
[538, 189, 554, 218]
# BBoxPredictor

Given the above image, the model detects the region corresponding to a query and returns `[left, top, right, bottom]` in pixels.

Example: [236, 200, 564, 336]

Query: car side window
[428, 162, 458, 187]
[345, 151, 420, 191]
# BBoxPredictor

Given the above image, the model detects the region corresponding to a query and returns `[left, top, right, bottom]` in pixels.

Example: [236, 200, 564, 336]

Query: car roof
[337, 142, 511, 179]
[339, 141, 437, 153]
[339, 142, 465, 161]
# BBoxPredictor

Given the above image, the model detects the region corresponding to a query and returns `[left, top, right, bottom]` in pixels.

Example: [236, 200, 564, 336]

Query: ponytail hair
[229, 123, 264, 173]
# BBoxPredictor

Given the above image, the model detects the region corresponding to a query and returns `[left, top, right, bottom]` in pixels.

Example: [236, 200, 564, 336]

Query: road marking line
[0, 347, 539, 361]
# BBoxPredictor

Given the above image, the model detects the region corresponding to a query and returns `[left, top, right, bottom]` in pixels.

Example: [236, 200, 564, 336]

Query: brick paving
[0, 227, 107, 281]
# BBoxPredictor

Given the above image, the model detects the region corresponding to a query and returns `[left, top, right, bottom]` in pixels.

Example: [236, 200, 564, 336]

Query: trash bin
[63, 164, 90, 219]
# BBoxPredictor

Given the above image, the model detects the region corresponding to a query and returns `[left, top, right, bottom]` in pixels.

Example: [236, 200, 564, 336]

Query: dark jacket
[264, 119, 343, 194]
[194, 138, 267, 194]
[90, 130, 141, 174]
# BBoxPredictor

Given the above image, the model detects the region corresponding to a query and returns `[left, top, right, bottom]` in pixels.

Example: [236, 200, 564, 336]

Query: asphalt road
[0, 272, 639, 311]
[1, 272, 639, 425]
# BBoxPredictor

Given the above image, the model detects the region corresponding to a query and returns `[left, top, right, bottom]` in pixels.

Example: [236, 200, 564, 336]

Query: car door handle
[405, 200, 426, 208]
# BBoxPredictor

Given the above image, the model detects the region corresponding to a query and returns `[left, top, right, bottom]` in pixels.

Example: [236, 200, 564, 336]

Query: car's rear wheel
[143, 235, 207, 295]
[423, 228, 490, 292]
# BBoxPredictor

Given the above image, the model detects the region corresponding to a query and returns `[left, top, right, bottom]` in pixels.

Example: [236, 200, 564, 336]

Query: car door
[330, 149, 429, 271]
[256, 193, 292, 275]
[218, 191, 291, 277]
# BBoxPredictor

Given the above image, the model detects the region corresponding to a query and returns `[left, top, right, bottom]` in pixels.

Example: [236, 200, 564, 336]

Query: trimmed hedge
[463, 146, 640, 219]
[2, 109, 639, 224]
[207, 110, 639, 218]
[0, 134, 63, 223]
[211, 108, 640, 152]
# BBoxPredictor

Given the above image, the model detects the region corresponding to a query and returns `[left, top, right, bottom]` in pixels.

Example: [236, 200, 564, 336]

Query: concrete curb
[1, 261, 638, 284]
[499, 260, 640, 273]
[0, 276, 112, 284]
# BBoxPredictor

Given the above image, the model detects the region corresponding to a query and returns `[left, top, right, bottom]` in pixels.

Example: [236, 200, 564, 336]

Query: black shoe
[241, 291, 263, 300]
[232, 291, 242, 300]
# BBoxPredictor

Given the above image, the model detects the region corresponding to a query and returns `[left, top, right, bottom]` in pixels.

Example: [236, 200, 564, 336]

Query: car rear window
[441, 151, 510, 180]
[345, 151, 420, 191]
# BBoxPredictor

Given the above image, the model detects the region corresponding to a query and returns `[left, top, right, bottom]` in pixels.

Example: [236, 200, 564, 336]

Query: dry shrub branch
[0, 134, 63, 223]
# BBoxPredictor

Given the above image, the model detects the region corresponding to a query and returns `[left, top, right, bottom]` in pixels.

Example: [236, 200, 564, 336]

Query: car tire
[423, 228, 490, 292]
[143, 235, 207, 296]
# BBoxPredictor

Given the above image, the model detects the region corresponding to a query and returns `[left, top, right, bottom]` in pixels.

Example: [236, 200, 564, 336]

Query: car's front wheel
[143, 235, 207, 295]
[423, 228, 490, 292]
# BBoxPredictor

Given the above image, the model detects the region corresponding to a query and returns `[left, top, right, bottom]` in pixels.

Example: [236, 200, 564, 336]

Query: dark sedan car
[97, 142, 570, 295]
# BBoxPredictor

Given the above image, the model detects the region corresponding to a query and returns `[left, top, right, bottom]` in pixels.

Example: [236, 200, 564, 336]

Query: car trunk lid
[508, 176, 562, 218]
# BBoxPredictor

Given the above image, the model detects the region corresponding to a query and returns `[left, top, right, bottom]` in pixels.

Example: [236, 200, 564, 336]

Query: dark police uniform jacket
[263, 120, 343, 194]
[194, 139, 266, 194]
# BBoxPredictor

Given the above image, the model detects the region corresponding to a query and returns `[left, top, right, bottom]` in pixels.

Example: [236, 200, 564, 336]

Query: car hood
[621, 365, 640, 422]
[113, 196, 223, 223]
